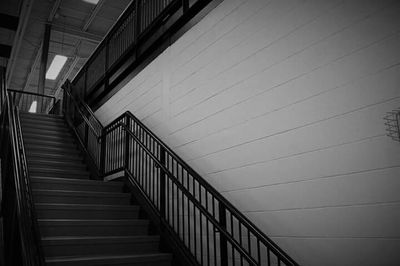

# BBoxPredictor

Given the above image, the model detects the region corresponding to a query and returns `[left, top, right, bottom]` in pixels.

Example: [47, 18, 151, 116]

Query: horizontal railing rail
[0, 69, 46, 266]
[8, 89, 57, 114]
[69, 0, 215, 109]
[63, 80, 299, 266]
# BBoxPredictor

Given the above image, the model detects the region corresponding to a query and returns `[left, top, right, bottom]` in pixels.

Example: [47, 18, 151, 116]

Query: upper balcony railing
[69, 0, 216, 108]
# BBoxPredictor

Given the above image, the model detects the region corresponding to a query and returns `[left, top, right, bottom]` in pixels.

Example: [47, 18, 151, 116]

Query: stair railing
[0, 69, 46, 266]
[8, 89, 58, 114]
[63, 80, 299, 266]
[63, 82, 103, 179]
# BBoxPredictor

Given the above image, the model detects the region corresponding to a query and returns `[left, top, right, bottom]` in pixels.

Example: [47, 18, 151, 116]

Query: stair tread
[31, 176, 121, 186]
[39, 219, 147, 223]
[33, 189, 128, 196]
[46, 253, 172, 262]
[42, 235, 159, 241]
[36, 203, 139, 210]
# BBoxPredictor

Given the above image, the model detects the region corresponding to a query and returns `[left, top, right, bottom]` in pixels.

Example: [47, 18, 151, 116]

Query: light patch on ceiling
[46, 55, 68, 80]
[28, 101, 37, 113]
[83, 0, 100, 4]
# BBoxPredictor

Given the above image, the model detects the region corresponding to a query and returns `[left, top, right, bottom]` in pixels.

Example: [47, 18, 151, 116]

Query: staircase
[20, 112, 172, 266]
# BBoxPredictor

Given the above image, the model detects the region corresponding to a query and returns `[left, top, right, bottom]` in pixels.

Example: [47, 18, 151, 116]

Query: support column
[37, 23, 51, 112]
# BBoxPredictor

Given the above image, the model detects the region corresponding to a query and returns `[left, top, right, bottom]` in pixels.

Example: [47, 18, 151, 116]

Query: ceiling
[1, 0, 131, 98]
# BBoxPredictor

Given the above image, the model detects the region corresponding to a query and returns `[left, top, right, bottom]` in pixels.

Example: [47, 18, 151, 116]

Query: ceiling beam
[0, 13, 19, 31]
[20, 0, 63, 92]
[6, 0, 35, 87]
[48, 0, 63, 21]
[52, 0, 105, 98]
[0, 44, 12, 58]
[83, 0, 106, 31]
[52, 24, 102, 43]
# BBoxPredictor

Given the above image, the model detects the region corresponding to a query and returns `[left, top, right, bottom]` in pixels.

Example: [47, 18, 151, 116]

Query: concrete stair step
[20, 114, 66, 123]
[23, 130, 74, 140]
[24, 138, 77, 149]
[28, 160, 87, 172]
[39, 219, 149, 237]
[22, 126, 72, 136]
[45, 253, 172, 266]
[30, 167, 90, 179]
[42, 235, 160, 257]
[33, 190, 131, 205]
[26, 152, 83, 163]
[20, 112, 64, 120]
[31, 177, 123, 193]
[36, 203, 140, 220]
[21, 121, 69, 131]
[25, 143, 80, 154]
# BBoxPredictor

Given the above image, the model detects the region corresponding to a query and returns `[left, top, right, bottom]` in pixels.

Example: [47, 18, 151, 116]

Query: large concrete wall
[95, 0, 400, 264]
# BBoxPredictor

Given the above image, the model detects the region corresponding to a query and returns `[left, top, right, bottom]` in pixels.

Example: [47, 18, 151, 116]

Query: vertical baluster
[231, 214, 235, 266]
[159, 145, 166, 222]
[247, 230, 251, 265]
[239, 223, 243, 266]
[171, 159, 175, 230]
[199, 184, 203, 265]
[213, 196, 217, 266]
[187, 173, 191, 253]
[206, 191, 210, 266]
[166, 154, 170, 223]
[176, 161, 180, 235]
[125, 117, 130, 173]
[219, 201, 228, 266]
[151, 139, 155, 203]
[156, 143, 160, 209]
[193, 179, 197, 261]
[181, 167, 185, 243]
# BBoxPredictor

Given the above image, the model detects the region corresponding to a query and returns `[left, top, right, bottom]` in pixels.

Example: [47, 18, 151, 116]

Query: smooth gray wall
[95, 0, 400, 264]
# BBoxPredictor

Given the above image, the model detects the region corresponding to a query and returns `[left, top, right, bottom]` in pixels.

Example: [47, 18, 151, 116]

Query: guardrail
[0, 67, 46, 266]
[8, 89, 57, 114]
[63, 80, 299, 266]
[70, 0, 216, 108]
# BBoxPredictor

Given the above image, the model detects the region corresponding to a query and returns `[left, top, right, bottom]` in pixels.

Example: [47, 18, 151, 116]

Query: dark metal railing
[70, 0, 215, 108]
[63, 83, 103, 179]
[8, 89, 57, 114]
[63, 80, 299, 266]
[0, 69, 46, 266]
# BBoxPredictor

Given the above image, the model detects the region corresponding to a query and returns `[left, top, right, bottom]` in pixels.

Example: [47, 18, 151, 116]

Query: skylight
[28, 101, 37, 113]
[46, 55, 68, 80]
[83, 0, 99, 4]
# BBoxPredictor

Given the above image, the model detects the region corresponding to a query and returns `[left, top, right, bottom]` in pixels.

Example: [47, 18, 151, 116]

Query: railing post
[100, 128, 106, 177]
[124, 116, 130, 170]
[219, 202, 228, 266]
[159, 145, 166, 220]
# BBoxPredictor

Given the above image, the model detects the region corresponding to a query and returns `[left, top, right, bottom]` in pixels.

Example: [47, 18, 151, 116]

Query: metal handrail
[122, 111, 298, 265]
[64, 79, 299, 266]
[8, 89, 57, 114]
[0, 70, 46, 266]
